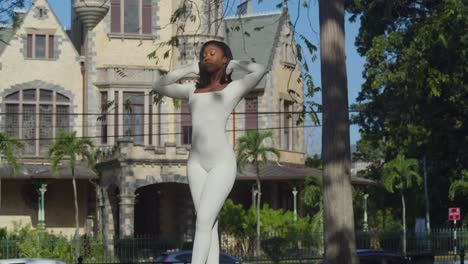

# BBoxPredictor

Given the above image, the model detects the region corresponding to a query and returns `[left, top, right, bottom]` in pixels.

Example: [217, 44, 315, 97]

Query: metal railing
[0, 229, 466, 263]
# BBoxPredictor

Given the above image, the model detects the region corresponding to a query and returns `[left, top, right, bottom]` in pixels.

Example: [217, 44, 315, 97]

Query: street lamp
[292, 187, 298, 221]
[363, 193, 369, 232]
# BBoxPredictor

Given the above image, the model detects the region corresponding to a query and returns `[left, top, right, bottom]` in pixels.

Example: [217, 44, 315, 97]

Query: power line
[0, 109, 361, 116]
[1, 124, 320, 142]
[0, 110, 317, 116]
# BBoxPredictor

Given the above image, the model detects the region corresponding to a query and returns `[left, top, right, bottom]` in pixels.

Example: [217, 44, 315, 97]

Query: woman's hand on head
[191, 62, 200, 75]
[225, 60, 237, 76]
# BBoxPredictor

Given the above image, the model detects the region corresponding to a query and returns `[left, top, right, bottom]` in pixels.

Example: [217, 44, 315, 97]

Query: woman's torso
[187, 86, 238, 167]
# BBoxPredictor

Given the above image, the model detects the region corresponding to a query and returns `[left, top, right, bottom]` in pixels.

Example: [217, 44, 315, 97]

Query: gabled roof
[0, 162, 97, 179]
[0, 27, 14, 55]
[0, 0, 79, 59]
[224, 9, 287, 87]
[237, 162, 377, 186]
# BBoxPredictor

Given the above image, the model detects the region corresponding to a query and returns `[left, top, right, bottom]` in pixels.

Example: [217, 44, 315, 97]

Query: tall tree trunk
[319, 0, 358, 263]
[423, 156, 430, 233]
[256, 165, 261, 257]
[402, 192, 407, 256]
[72, 169, 80, 260]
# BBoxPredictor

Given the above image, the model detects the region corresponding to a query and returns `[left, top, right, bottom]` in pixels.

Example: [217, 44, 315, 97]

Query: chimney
[236, 0, 253, 16]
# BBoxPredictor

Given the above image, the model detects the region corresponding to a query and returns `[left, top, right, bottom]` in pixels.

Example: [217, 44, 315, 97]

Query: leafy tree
[0, 132, 24, 208]
[382, 153, 422, 256]
[0, 0, 25, 42]
[305, 154, 322, 169]
[236, 130, 280, 257]
[48, 131, 96, 260]
[349, 0, 468, 225]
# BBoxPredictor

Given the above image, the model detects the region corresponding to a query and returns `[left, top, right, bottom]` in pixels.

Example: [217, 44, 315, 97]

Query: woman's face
[201, 44, 228, 73]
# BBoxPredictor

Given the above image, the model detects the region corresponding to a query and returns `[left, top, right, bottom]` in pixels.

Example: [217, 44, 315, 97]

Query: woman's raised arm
[225, 60, 267, 100]
[152, 63, 198, 99]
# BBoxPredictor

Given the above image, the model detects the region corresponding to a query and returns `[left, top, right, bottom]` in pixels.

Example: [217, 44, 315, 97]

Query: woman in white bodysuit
[152, 40, 267, 264]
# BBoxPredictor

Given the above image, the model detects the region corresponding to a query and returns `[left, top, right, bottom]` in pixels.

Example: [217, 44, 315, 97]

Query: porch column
[102, 188, 115, 256]
[119, 193, 135, 237]
[119, 164, 136, 238]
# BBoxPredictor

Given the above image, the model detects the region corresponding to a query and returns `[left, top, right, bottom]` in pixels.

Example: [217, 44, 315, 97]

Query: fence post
[460, 248, 464, 264]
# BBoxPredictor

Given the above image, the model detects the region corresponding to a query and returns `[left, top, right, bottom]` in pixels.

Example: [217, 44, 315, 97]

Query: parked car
[357, 249, 407, 264]
[0, 259, 66, 264]
[155, 250, 243, 263]
[320, 249, 407, 264]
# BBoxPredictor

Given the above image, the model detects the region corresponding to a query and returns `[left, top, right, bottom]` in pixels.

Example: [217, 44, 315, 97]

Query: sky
[24, 0, 365, 156]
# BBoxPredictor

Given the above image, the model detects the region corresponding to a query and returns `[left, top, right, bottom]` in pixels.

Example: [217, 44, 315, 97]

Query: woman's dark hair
[196, 40, 233, 89]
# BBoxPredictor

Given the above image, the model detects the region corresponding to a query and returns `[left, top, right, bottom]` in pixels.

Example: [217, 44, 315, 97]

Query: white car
[0, 259, 66, 264]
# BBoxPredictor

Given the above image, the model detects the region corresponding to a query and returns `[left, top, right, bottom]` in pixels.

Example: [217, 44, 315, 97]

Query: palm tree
[48, 131, 95, 260]
[382, 153, 422, 256]
[0, 132, 24, 207]
[449, 170, 468, 200]
[236, 130, 280, 257]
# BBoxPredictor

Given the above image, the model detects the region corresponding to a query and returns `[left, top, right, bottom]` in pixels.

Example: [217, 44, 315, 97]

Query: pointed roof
[224, 9, 287, 88]
[0, 0, 78, 58]
[0, 27, 14, 55]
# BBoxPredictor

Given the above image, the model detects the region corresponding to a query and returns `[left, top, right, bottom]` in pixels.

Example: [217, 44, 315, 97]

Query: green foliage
[368, 208, 402, 232]
[0, 224, 104, 262]
[304, 154, 322, 169]
[236, 130, 280, 171]
[349, 0, 468, 224]
[382, 154, 422, 194]
[218, 199, 247, 237]
[0, 1, 25, 31]
[301, 174, 322, 209]
[48, 131, 96, 174]
[219, 199, 323, 258]
[449, 170, 468, 200]
[0, 132, 24, 175]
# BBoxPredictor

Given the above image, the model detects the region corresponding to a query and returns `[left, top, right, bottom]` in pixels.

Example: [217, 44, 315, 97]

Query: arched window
[4, 88, 71, 156]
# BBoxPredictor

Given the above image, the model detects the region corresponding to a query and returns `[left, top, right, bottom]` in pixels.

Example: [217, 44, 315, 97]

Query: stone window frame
[282, 99, 292, 151]
[25, 28, 56, 60]
[3, 88, 71, 157]
[244, 95, 258, 131]
[122, 91, 145, 144]
[109, 0, 153, 38]
[280, 41, 297, 68]
[180, 100, 191, 145]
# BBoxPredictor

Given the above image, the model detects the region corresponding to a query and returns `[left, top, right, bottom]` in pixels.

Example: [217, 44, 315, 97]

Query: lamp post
[363, 193, 369, 232]
[292, 187, 298, 221]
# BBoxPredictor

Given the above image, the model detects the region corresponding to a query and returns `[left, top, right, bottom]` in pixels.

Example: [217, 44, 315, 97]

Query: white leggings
[187, 153, 237, 264]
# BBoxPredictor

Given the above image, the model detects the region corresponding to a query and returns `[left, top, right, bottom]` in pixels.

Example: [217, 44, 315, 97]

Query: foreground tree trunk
[319, 0, 358, 263]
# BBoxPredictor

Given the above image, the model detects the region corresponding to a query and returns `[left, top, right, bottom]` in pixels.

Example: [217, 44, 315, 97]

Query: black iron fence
[0, 229, 466, 263]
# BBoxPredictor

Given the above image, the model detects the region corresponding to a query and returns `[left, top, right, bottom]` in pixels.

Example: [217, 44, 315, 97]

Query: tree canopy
[349, 0, 467, 225]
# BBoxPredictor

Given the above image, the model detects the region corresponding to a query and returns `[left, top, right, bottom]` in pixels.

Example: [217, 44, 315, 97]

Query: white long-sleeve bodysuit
[152, 60, 267, 264]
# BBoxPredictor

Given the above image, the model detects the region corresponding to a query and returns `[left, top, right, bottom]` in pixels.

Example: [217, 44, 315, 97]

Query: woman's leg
[190, 157, 237, 264]
[187, 159, 220, 263]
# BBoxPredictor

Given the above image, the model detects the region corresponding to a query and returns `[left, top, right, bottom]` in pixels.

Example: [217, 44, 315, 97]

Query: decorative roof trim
[224, 11, 282, 20]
